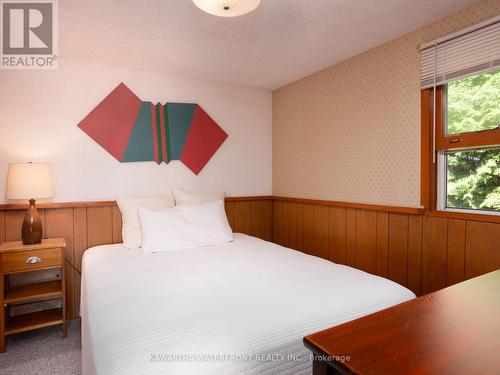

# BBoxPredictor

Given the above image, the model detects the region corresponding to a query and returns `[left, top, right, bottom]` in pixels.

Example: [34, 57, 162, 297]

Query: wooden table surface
[0, 238, 66, 253]
[304, 270, 500, 375]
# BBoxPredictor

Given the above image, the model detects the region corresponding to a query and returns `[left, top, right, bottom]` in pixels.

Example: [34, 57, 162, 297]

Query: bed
[81, 233, 415, 375]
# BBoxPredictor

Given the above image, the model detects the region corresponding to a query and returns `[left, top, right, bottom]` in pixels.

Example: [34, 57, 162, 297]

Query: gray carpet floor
[0, 320, 81, 375]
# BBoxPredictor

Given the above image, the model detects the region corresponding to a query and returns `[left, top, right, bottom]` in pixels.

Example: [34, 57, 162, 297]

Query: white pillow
[138, 200, 233, 253]
[116, 194, 175, 249]
[172, 188, 225, 206]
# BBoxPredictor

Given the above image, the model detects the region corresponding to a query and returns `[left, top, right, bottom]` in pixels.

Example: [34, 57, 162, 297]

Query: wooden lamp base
[22, 199, 43, 245]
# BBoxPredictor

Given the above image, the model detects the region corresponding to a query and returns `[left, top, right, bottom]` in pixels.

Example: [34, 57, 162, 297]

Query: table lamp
[6, 162, 54, 244]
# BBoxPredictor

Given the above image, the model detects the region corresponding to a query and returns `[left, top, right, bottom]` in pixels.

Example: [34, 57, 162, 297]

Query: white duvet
[81, 234, 415, 375]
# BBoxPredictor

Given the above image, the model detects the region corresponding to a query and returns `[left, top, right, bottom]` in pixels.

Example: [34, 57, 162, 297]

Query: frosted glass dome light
[192, 0, 262, 17]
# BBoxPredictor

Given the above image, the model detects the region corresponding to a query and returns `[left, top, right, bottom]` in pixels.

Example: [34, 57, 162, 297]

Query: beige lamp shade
[6, 162, 54, 200]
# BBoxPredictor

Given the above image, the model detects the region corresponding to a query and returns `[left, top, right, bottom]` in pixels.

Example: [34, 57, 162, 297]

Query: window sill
[425, 209, 500, 224]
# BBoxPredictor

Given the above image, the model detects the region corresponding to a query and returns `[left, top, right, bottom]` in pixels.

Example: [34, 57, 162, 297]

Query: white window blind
[421, 16, 500, 88]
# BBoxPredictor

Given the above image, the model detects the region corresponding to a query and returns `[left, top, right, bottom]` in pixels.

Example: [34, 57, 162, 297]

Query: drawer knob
[25, 256, 42, 264]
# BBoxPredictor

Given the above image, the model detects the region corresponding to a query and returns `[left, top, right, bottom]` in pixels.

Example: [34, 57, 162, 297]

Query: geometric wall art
[77, 83, 228, 175]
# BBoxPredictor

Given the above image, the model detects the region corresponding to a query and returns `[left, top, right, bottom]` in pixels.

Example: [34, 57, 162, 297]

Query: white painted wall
[0, 58, 272, 203]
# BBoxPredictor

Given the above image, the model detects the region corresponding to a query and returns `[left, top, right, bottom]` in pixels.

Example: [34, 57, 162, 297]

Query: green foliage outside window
[447, 148, 500, 211]
[446, 70, 500, 212]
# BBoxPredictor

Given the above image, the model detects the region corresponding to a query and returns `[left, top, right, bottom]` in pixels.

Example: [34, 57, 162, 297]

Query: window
[420, 17, 500, 217]
[422, 70, 500, 216]
[436, 70, 500, 215]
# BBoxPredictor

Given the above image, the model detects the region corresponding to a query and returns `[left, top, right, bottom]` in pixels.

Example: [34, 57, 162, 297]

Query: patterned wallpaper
[273, 0, 500, 208]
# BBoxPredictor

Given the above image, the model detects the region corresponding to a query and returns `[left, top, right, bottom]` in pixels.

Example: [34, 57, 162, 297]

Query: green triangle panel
[161, 104, 169, 163]
[122, 102, 155, 162]
[154, 104, 163, 163]
[165, 103, 196, 160]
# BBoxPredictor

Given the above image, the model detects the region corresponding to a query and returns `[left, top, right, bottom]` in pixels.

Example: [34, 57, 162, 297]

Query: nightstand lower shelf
[5, 308, 63, 336]
[5, 280, 63, 304]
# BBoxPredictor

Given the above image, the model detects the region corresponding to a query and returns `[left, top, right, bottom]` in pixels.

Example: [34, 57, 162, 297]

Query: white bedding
[81, 234, 415, 375]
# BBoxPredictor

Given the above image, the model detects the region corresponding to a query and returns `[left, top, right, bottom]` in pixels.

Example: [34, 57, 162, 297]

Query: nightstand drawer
[1, 248, 62, 273]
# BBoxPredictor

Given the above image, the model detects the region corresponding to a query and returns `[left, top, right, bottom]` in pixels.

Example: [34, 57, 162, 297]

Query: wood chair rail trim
[2, 196, 499, 221]
[272, 196, 424, 214]
[0, 196, 421, 214]
[0, 196, 274, 210]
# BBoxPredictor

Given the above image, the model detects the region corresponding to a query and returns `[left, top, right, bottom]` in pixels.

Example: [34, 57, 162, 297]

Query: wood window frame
[421, 85, 500, 223]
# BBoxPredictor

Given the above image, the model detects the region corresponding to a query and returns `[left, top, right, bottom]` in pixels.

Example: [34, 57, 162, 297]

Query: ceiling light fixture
[192, 0, 261, 17]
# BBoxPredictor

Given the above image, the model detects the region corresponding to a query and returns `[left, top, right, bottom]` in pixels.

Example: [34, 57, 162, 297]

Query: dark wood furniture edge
[303, 270, 500, 374]
[304, 339, 357, 375]
[306, 353, 355, 375]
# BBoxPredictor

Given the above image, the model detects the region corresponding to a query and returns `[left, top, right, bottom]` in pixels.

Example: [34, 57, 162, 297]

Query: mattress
[81, 234, 415, 375]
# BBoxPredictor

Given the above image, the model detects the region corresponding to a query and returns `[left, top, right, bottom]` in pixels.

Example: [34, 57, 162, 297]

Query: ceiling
[60, 0, 476, 90]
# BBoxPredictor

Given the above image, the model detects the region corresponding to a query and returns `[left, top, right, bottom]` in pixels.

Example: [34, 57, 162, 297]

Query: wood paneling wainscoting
[272, 197, 500, 296]
[1, 195, 498, 318]
[0, 197, 272, 319]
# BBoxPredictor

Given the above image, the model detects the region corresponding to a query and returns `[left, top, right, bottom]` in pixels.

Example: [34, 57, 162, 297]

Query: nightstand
[0, 238, 67, 353]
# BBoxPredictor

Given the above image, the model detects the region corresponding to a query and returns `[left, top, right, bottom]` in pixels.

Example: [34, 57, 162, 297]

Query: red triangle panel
[181, 106, 228, 175]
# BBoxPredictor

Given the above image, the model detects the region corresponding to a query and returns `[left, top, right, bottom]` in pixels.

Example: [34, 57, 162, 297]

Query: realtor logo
[1, 0, 58, 69]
